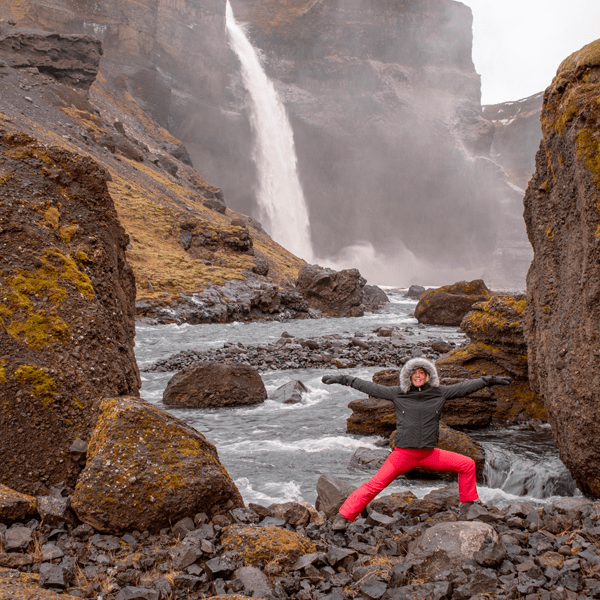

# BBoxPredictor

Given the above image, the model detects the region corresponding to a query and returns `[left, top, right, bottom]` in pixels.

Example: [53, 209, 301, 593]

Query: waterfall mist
[225, 1, 313, 262]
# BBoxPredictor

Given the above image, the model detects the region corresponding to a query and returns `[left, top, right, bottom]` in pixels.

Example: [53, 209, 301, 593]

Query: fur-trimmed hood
[399, 358, 440, 393]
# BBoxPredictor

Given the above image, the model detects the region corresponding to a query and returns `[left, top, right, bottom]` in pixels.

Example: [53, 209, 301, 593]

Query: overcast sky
[461, 0, 600, 105]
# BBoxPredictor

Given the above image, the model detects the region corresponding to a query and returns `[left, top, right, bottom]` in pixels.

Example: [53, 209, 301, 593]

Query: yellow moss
[558, 39, 600, 76]
[43, 206, 60, 230]
[59, 224, 79, 242]
[0, 360, 6, 384]
[41, 249, 94, 300]
[6, 310, 69, 350]
[14, 365, 57, 408]
[73, 250, 93, 264]
[72, 397, 83, 410]
[576, 128, 600, 189]
[546, 227, 555, 242]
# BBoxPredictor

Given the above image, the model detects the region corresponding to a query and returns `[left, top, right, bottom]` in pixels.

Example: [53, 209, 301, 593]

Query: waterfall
[225, 1, 313, 261]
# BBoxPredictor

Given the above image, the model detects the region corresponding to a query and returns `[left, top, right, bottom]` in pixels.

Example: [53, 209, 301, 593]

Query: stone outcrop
[523, 39, 600, 497]
[438, 295, 546, 424]
[0, 130, 140, 495]
[162, 363, 267, 408]
[295, 264, 366, 318]
[71, 396, 244, 533]
[0, 29, 102, 89]
[414, 280, 491, 326]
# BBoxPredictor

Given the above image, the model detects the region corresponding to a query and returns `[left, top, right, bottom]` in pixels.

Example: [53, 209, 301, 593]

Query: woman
[322, 357, 511, 528]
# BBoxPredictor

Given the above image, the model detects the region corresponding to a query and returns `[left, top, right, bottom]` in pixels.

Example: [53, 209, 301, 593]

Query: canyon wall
[523, 39, 600, 497]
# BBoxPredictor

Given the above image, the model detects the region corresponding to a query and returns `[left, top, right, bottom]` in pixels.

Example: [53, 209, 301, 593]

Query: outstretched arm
[439, 375, 512, 400]
[322, 375, 396, 401]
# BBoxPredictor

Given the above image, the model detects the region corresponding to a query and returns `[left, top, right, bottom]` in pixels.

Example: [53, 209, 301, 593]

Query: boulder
[369, 491, 417, 516]
[362, 285, 389, 309]
[414, 280, 490, 326]
[403, 486, 461, 517]
[522, 39, 600, 498]
[163, 362, 267, 408]
[391, 426, 485, 483]
[346, 369, 398, 436]
[71, 396, 243, 533]
[405, 285, 426, 299]
[0, 131, 140, 495]
[296, 264, 366, 318]
[269, 380, 307, 404]
[437, 294, 546, 424]
[408, 521, 499, 567]
[268, 502, 311, 528]
[315, 474, 357, 519]
[220, 525, 315, 568]
[0, 485, 36, 524]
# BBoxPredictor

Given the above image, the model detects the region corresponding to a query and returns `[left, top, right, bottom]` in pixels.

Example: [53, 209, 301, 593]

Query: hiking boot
[331, 513, 351, 531]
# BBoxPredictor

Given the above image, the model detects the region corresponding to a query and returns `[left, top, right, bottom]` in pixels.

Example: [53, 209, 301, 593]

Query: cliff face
[483, 92, 544, 189]
[523, 39, 600, 497]
[228, 0, 525, 281]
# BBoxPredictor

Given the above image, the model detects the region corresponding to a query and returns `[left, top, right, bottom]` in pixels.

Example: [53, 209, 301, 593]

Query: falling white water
[226, 1, 313, 261]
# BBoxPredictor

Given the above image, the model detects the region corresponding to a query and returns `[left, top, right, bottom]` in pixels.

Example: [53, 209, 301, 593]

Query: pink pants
[339, 447, 479, 521]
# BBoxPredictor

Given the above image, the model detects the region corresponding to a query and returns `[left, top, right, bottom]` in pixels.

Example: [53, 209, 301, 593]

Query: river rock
[71, 396, 243, 533]
[0, 485, 36, 524]
[522, 39, 600, 498]
[414, 280, 491, 326]
[408, 521, 499, 567]
[162, 362, 267, 408]
[296, 264, 366, 318]
[0, 129, 140, 495]
[437, 294, 545, 424]
[405, 285, 427, 299]
[269, 380, 307, 404]
[220, 525, 315, 568]
[346, 369, 398, 435]
[362, 285, 389, 309]
[315, 474, 357, 519]
[390, 426, 485, 482]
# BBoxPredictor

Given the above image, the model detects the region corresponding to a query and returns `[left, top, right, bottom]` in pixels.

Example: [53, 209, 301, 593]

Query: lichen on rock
[71, 396, 244, 533]
[220, 525, 315, 568]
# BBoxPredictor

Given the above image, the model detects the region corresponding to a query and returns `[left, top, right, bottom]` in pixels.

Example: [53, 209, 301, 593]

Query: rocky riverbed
[144, 328, 456, 374]
[2, 484, 600, 600]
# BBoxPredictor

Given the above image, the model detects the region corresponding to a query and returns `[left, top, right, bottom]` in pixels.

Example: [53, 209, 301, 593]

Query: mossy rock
[71, 396, 244, 533]
[557, 39, 600, 76]
[0, 567, 81, 599]
[220, 525, 315, 568]
[414, 280, 490, 326]
[369, 491, 417, 516]
[0, 485, 36, 524]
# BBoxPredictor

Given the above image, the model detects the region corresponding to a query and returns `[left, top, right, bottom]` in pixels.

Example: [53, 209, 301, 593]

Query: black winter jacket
[347, 376, 489, 449]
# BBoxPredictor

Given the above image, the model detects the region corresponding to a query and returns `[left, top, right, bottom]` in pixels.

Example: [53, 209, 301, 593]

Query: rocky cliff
[227, 0, 528, 285]
[523, 39, 600, 497]
[2, 0, 530, 287]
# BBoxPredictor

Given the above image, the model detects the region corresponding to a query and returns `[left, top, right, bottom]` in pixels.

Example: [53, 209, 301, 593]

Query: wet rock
[220, 525, 315, 568]
[0, 484, 36, 524]
[363, 285, 389, 309]
[36, 495, 77, 527]
[270, 380, 307, 404]
[405, 285, 427, 299]
[162, 362, 267, 408]
[296, 264, 366, 318]
[414, 280, 490, 326]
[315, 474, 357, 519]
[71, 396, 243, 533]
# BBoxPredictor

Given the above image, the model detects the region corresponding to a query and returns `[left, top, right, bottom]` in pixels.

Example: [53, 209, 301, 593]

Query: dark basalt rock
[163, 362, 267, 408]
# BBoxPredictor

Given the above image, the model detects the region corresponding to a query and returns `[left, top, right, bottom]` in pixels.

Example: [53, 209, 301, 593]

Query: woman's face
[411, 368, 427, 387]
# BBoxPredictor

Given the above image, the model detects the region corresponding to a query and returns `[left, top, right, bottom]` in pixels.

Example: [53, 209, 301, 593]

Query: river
[136, 289, 578, 509]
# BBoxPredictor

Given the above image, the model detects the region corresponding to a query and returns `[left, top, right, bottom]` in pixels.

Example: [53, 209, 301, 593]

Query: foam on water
[236, 478, 304, 505]
[223, 435, 382, 454]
